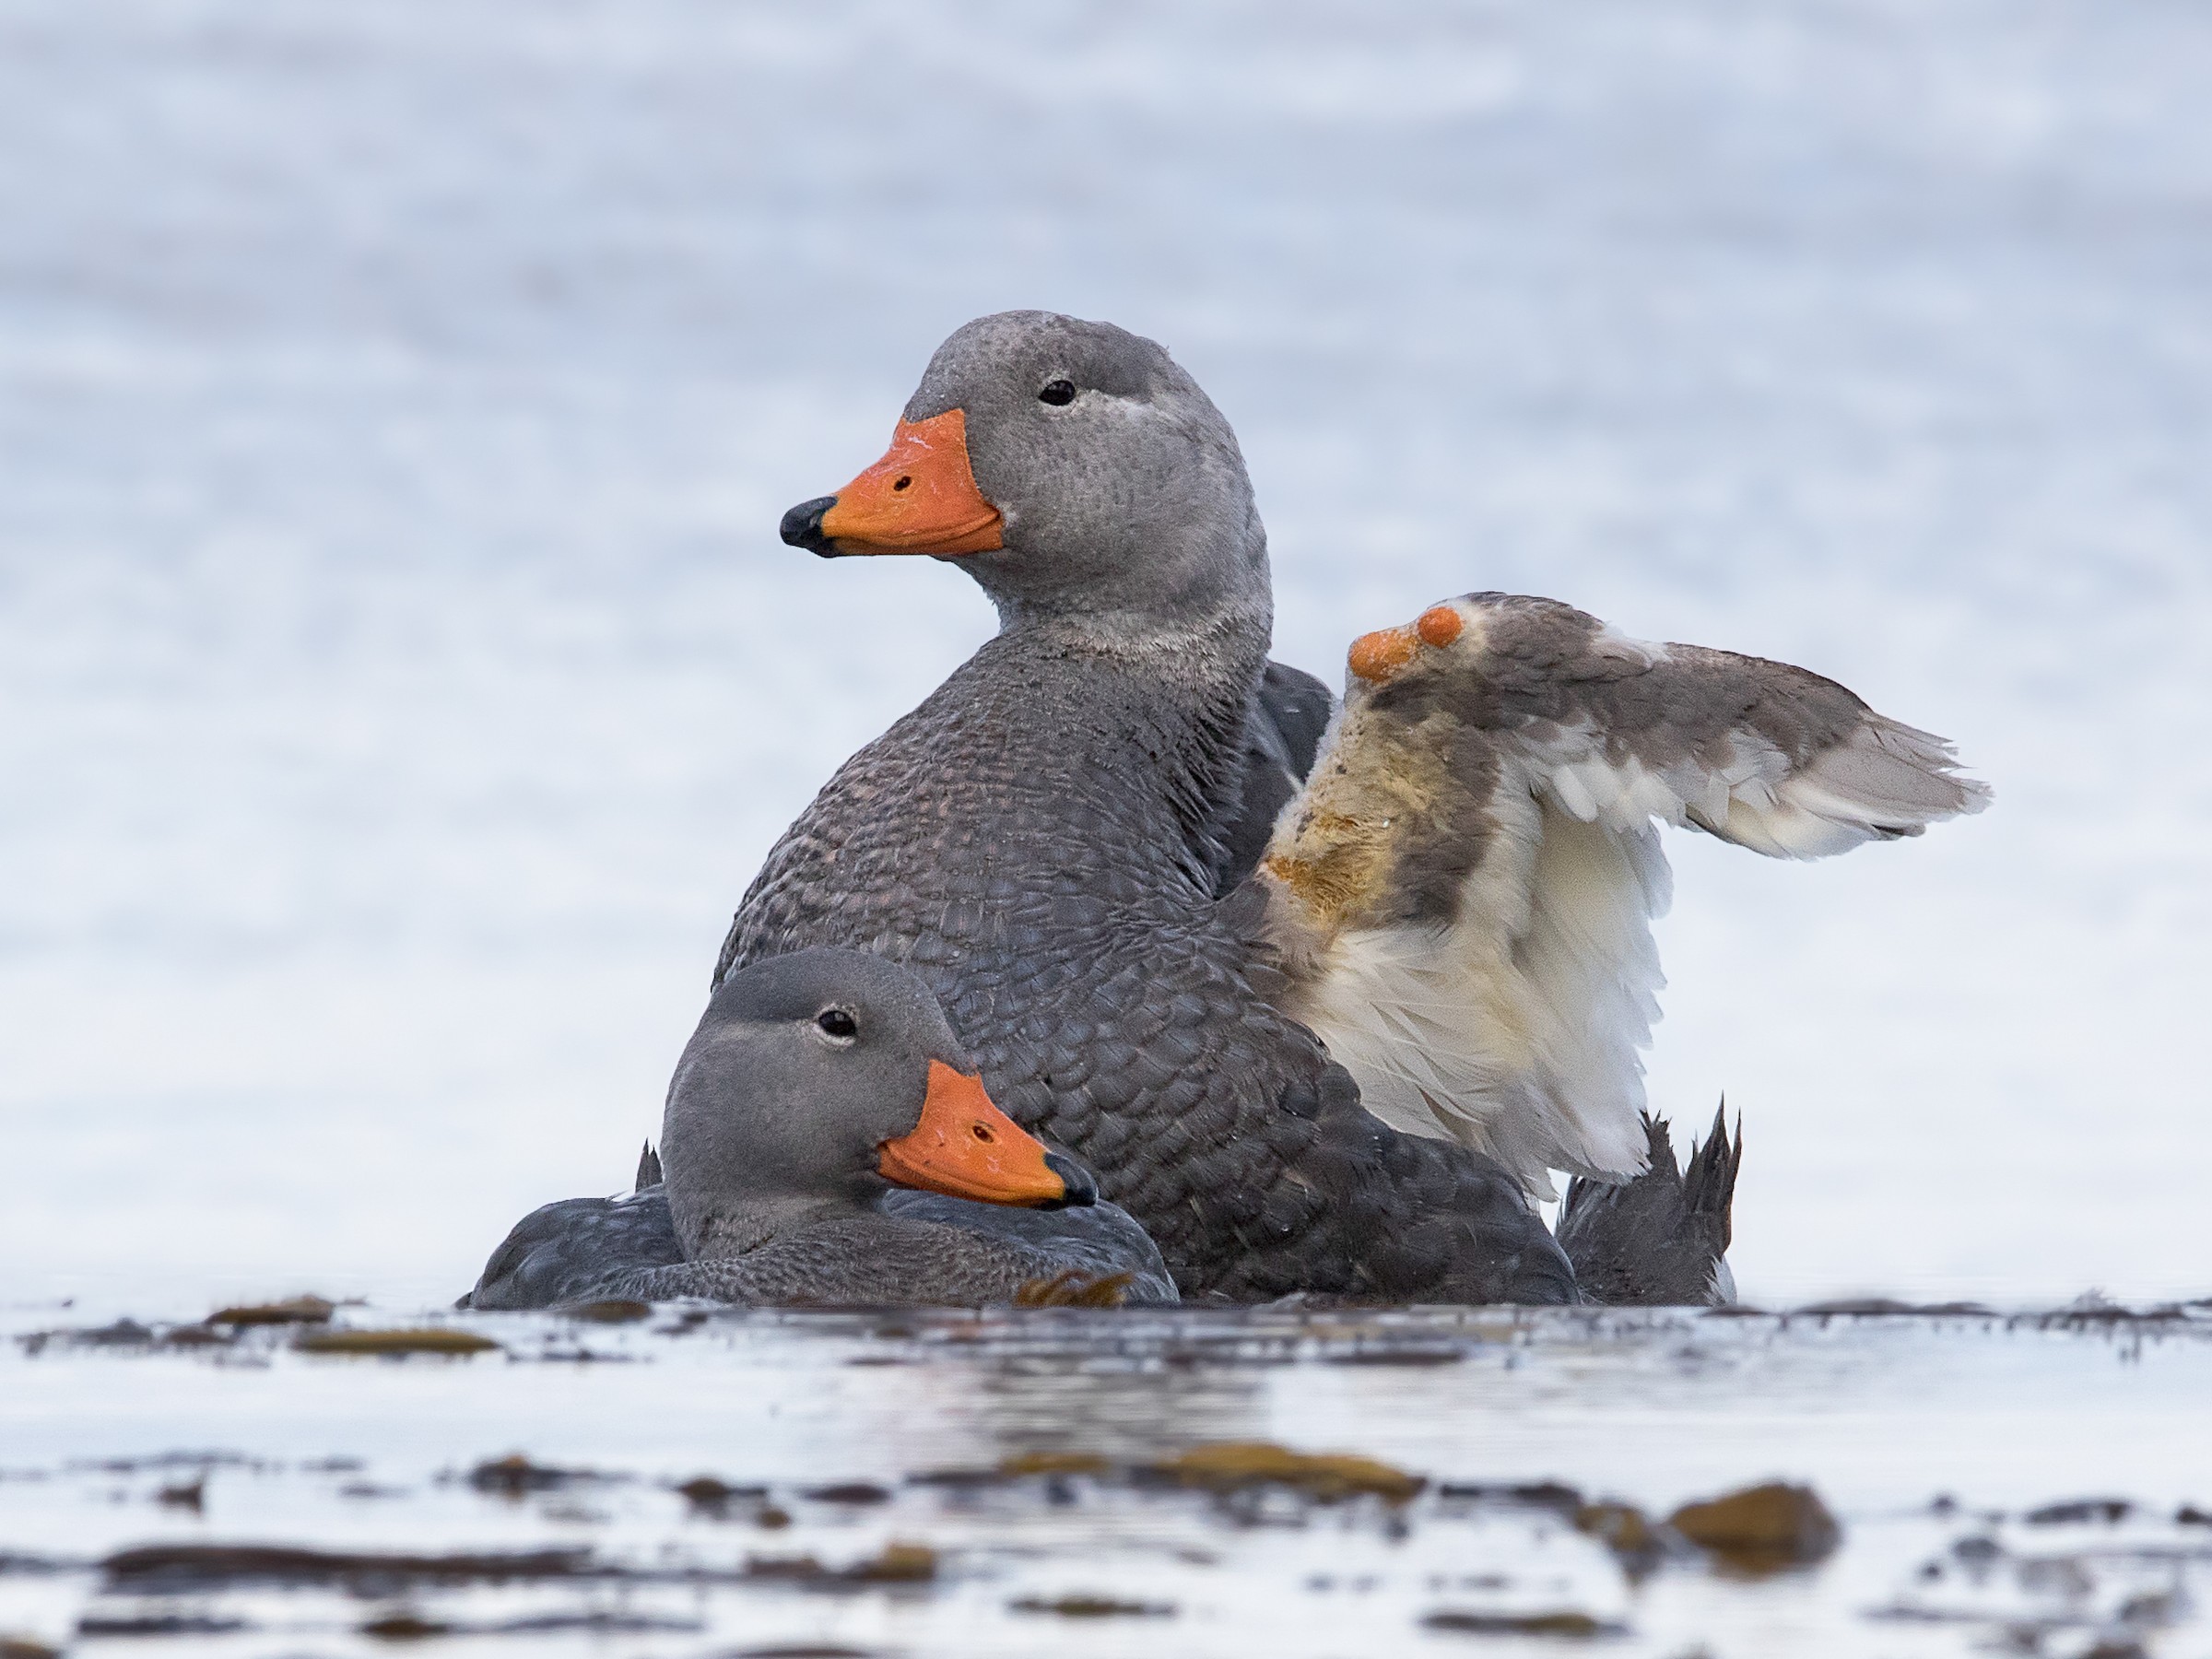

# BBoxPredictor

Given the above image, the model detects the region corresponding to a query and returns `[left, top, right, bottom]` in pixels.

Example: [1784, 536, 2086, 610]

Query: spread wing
[1252, 593, 1989, 1197]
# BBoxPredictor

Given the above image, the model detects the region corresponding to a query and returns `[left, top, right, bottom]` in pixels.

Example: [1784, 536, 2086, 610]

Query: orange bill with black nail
[877, 1061, 1070, 1206]
[817, 408, 1004, 556]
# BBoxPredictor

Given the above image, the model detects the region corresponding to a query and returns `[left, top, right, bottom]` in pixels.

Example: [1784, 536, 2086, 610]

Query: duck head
[662, 947, 1094, 1260]
[781, 311, 1270, 645]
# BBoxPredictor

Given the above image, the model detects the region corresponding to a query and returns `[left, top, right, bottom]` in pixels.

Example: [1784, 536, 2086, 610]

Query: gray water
[6, 1300, 2212, 1657]
[5, 6, 2209, 1308]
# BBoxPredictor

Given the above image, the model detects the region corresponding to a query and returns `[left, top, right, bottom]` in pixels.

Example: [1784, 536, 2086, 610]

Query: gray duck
[747, 311, 1981, 1301]
[483, 310, 1983, 1307]
[462, 948, 1174, 1308]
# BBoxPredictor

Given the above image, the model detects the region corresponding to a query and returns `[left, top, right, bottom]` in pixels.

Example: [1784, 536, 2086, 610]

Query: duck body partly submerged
[474, 311, 1982, 1310]
[464, 1182, 1174, 1310]
[595, 1195, 1174, 1306]
[463, 949, 1176, 1310]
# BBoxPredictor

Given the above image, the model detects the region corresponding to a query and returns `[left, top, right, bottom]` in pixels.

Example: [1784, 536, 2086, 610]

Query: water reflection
[970, 1352, 1266, 1462]
[4, 1303, 2212, 1657]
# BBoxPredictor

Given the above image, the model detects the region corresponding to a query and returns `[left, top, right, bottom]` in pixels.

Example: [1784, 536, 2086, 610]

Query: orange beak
[1347, 603, 1465, 685]
[812, 409, 1005, 557]
[877, 1061, 1084, 1207]
[1347, 624, 1419, 685]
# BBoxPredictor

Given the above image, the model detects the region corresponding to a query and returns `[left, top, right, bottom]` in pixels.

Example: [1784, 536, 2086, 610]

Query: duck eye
[816, 1008, 858, 1041]
[1038, 379, 1076, 406]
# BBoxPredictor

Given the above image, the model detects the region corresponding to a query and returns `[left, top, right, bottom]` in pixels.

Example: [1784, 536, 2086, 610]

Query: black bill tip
[779, 496, 840, 557]
[1039, 1151, 1098, 1209]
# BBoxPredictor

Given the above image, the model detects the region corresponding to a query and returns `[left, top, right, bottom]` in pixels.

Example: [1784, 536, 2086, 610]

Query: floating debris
[2025, 1498, 2131, 1524]
[19, 1319, 159, 1351]
[76, 1614, 252, 1637]
[1150, 1442, 1424, 1503]
[1422, 1609, 1623, 1637]
[360, 1609, 702, 1640]
[746, 1542, 936, 1586]
[154, 1477, 205, 1512]
[998, 1451, 1112, 1479]
[1011, 1594, 1175, 1617]
[294, 1328, 500, 1357]
[74, 1452, 254, 1477]
[846, 1542, 935, 1583]
[210, 1297, 335, 1326]
[465, 1454, 613, 1497]
[158, 1324, 233, 1348]
[101, 1543, 593, 1588]
[800, 1482, 892, 1504]
[1667, 1481, 1840, 1571]
[359, 1611, 447, 1640]
[675, 1475, 768, 1513]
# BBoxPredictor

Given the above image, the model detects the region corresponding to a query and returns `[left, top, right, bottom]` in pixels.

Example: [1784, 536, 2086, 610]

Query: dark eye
[1038, 379, 1076, 406]
[816, 1008, 858, 1041]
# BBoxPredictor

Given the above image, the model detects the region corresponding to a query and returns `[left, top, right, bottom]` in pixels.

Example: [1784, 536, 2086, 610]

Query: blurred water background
[5, 0, 2207, 1311]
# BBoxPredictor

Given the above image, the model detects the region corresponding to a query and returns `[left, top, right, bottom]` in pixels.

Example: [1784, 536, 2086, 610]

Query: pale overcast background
[6, 0, 2207, 1309]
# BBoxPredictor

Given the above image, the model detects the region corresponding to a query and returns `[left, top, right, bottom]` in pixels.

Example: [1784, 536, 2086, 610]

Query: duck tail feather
[635, 1140, 664, 1193]
[1682, 1098, 1743, 1253]
[1556, 1106, 1739, 1307]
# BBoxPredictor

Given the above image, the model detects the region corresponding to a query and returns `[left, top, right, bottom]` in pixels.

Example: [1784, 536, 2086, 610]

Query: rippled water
[9, 8, 2208, 1652]
[6, 1297, 2212, 1656]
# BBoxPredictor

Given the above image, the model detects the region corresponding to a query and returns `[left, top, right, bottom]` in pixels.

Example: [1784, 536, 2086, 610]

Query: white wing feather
[1260, 599, 1989, 1198]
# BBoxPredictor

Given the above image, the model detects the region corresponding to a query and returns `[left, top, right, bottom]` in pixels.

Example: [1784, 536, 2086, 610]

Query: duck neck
[982, 504, 1273, 663]
[1011, 582, 1268, 672]
[981, 589, 1272, 866]
[990, 521, 1274, 729]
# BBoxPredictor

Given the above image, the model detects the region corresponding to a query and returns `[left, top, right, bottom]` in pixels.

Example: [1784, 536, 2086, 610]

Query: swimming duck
[729, 311, 1983, 1302]
[462, 948, 1176, 1309]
